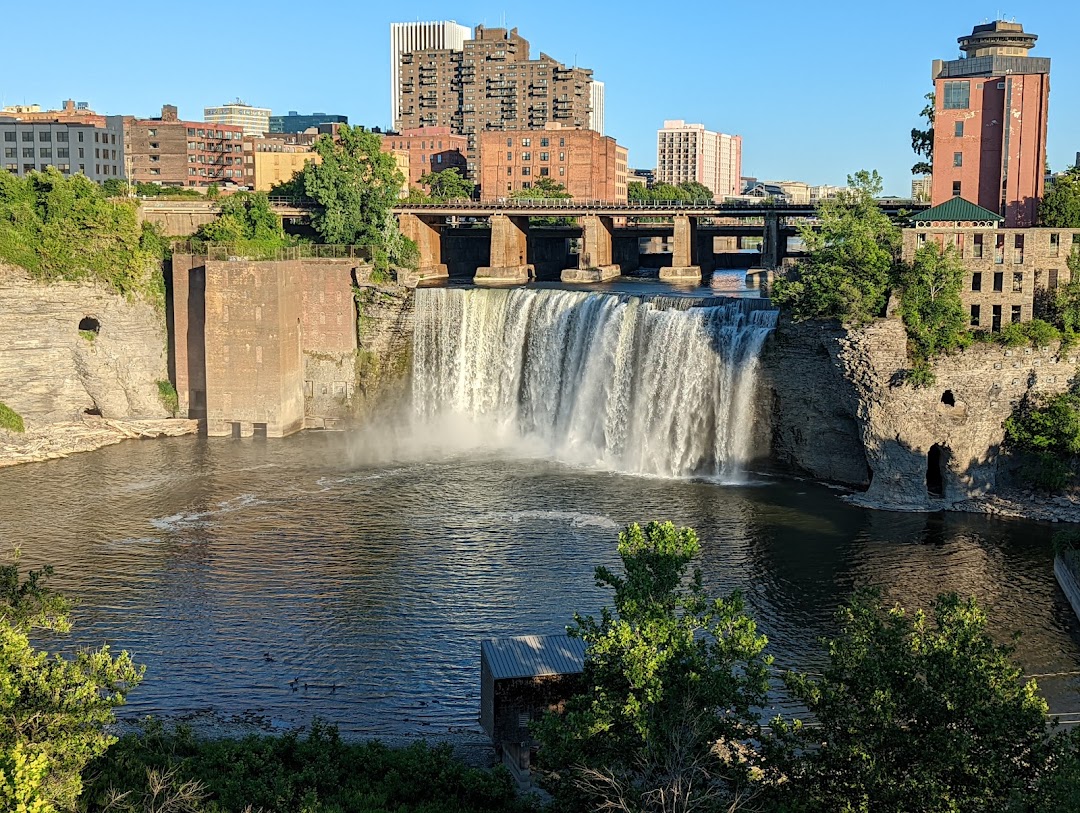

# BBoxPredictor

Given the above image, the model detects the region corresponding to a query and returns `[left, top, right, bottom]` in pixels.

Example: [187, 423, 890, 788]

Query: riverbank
[950, 488, 1080, 524]
[0, 416, 198, 468]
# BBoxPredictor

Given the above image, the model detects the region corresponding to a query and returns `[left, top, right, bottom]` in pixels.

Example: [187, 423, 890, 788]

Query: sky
[3, 0, 1078, 196]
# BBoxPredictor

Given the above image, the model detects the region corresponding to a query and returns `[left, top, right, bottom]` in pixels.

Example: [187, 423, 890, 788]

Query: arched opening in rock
[78, 316, 100, 334]
[84, 407, 102, 417]
[927, 444, 945, 497]
[941, 390, 956, 407]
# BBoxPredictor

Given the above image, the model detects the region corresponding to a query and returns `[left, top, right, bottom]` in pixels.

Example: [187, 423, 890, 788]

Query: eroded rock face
[0, 265, 169, 426]
[760, 315, 1077, 510]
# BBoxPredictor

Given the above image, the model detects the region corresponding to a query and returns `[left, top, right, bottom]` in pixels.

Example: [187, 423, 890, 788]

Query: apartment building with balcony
[656, 121, 742, 199]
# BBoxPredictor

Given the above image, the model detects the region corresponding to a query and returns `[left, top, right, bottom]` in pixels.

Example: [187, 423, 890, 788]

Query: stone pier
[562, 215, 620, 283]
[399, 213, 449, 285]
[761, 211, 783, 269]
[476, 214, 534, 284]
[661, 214, 702, 281]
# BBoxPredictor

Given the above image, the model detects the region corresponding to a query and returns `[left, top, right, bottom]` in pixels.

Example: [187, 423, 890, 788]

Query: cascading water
[412, 287, 777, 482]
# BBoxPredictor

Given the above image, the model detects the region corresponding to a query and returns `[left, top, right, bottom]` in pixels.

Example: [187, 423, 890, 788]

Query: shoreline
[0, 416, 199, 468]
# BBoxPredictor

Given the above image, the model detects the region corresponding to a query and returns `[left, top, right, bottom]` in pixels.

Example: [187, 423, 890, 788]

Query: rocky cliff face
[0, 265, 169, 426]
[760, 315, 1077, 510]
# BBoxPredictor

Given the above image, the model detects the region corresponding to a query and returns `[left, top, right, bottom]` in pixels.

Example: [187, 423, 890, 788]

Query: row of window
[506, 166, 563, 177]
[970, 304, 1022, 329]
[505, 151, 565, 162]
[2, 162, 116, 176]
[183, 128, 241, 139]
[919, 231, 1080, 261]
[505, 136, 565, 148]
[970, 271, 1025, 293]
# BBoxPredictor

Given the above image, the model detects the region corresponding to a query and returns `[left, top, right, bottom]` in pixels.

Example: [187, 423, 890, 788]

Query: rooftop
[910, 196, 1004, 223]
[481, 635, 586, 680]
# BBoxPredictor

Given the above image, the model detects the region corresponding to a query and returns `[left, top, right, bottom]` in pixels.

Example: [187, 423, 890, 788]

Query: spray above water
[412, 287, 777, 482]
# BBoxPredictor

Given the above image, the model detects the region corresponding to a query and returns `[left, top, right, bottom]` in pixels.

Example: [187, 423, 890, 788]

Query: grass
[0, 401, 25, 433]
[156, 380, 178, 416]
[79, 329, 98, 343]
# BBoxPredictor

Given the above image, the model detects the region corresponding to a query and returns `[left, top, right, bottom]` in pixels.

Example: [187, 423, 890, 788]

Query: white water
[412, 287, 778, 482]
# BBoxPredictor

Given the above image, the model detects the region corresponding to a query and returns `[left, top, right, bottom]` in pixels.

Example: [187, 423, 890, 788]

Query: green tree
[771, 170, 901, 326]
[100, 178, 126, 198]
[911, 91, 935, 176]
[677, 180, 714, 202]
[628, 181, 650, 201]
[897, 243, 970, 385]
[1039, 166, 1080, 227]
[1003, 388, 1080, 491]
[769, 590, 1055, 813]
[509, 176, 572, 200]
[194, 192, 291, 258]
[1, 556, 143, 812]
[419, 167, 474, 202]
[533, 522, 773, 813]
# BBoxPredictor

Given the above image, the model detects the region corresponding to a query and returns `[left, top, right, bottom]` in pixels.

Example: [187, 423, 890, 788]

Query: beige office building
[656, 120, 742, 199]
[205, 101, 272, 137]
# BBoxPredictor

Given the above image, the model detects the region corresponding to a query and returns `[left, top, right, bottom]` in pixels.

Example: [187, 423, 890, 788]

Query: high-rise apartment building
[390, 20, 473, 130]
[929, 20, 1050, 226]
[204, 101, 272, 137]
[590, 81, 605, 135]
[396, 26, 595, 175]
[656, 120, 742, 199]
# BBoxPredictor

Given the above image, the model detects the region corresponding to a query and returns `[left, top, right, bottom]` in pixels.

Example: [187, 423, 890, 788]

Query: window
[149, 142, 159, 150]
[995, 234, 1005, 264]
[559, 166, 565, 176]
[148, 128, 157, 137]
[954, 121, 964, 137]
[918, 232, 927, 246]
[944, 80, 970, 109]
[39, 132, 51, 142]
[522, 152, 531, 161]
[540, 167, 549, 176]
[187, 128, 195, 136]
[1050, 233, 1060, 257]
[952, 181, 962, 197]
[39, 148, 51, 158]
[56, 132, 67, 142]
[970, 304, 981, 326]
[3, 132, 14, 142]
[57, 148, 68, 158]
[77, 131, 84, 142]
[993, 272, 1004, 292]
[22, 148, 33, 158]
[1011, 305, 1022, 324]
[1049, 269, 1060, 289]
[507, 167, 512, 176]
[540, 152, 549, 161]
[522, 181, 531, 189]
[540, 137, 549, 147]
[507, 138, 512, 146]
[559, 138, 566, 147]
[57, 164, 69, 173]
[1014, 234, 1024, 264]
[521, 167, 531, 176]
[992, 305, 1002, 332]
[22, 132, 33, 142]
[78, 148, 84, 158]
[953, 152, 963, 167]
[23, 164, 34, 173]
[4, 163, 16, 172]
[3, 148, 12, 158]
[1013, 272, 1023, 292]
[507, 151, 512, 160]
[522, 137, 531, 147]
[971, 273, 982, 292]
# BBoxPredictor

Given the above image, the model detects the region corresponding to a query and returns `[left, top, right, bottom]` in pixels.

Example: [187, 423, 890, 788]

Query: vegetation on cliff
[896, 243, 970, 385]
[0, 168, 167, 306]
[0, 401, 24, 433]
[1004, 387, 1080, 492]
[192, 191, 295, 259]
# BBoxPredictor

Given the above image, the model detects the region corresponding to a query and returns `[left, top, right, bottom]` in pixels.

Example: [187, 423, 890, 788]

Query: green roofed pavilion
[910, 197, 1004, 224]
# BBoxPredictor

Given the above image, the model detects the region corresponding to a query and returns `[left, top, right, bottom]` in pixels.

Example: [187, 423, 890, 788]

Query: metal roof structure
[910, 196, 1004, 224]
[481, 635, 586, 680]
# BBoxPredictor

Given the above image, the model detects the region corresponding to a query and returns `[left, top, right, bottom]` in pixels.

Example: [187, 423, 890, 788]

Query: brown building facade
[478, 124, 627, 201]
[397, 26, 594, 175]
[125, 105, 245, 188]
[379, 126, 468, 189]
[930, 21, 1050, 226]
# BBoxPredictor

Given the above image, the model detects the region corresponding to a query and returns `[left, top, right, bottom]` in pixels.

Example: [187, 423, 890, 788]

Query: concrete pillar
[762, 212, 783, 269]
[476, 214, 534, 284]
[696, 229, 716, 275]
[661, 214, 701, 281]
[562, 215, 620, 283]
[398, 213, 448, 285]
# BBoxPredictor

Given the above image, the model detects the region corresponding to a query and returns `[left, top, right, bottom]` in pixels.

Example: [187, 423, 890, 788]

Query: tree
[897, 243, 970, 385]
[194, 191, 291, 257]
[769, 590, 1056, 813]
[533, 522, 773, 813]
[1040, 166, 1080, 227]
[509, 176, 572, 200]
[911, 91, 935, 176]
[1004, 388, 1080, 491]
[771, 170, 901, 326]
[300, 125, 415, 270]
[418, 167, 474, 202]
[678, 181, 714, 202]
[1, 556, 143, 812]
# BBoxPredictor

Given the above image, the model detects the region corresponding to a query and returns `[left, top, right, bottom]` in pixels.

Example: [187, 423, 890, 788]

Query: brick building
[929, 21, 1050, 226]
[478, 124, 627, 201]
[125, 105, 245, 188]
[1, 99, 107, 128]
[656, 120, 742, 200]
[379, 126, 468, 189]
[1, 116, 125, 181]
[241, 136, 320, 191]
[396, 26, 595, 176]
[903, 198, 1079, 330]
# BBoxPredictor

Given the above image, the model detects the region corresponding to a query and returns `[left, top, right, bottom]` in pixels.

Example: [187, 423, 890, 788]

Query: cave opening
[927, 444, 945, 497]
[941, 390, 956, 407]
[78, 316, 100, 334]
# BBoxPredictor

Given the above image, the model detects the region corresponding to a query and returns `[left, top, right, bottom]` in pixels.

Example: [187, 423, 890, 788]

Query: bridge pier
[661, 214, 702, 281]
[398, 213, 449, 286]
[476, 214, 534, 284]
[562, 215, 620, 283]
[761, 211, 784, 269]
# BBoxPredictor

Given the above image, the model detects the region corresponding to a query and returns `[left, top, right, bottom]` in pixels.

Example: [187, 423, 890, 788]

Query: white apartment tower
[590, 81, 606, 135]
[656, 120, 742, 199]
[390, 20, 472, 129]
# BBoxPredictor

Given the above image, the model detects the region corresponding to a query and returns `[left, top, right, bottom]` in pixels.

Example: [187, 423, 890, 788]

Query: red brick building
[930, 21, 1050, 226]
[478, 124, 627, 202]
[379, 127, 468, 190]
[124, 105, 245, 188]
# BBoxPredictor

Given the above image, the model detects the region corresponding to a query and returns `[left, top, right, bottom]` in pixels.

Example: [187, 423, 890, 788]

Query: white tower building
[390, 20, 472, 130]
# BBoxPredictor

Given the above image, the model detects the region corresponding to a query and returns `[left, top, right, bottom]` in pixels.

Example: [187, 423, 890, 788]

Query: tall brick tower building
[930, 21, 1050, 226]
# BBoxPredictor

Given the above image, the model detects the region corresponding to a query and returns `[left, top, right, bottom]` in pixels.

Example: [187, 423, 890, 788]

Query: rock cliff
[0, 264, 169, 426]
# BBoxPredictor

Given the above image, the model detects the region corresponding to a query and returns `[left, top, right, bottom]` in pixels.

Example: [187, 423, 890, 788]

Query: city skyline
[3, 0, 1078, 195]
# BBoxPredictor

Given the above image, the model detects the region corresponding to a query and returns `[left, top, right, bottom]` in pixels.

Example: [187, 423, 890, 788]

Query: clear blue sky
[3, 0, 1077, 195]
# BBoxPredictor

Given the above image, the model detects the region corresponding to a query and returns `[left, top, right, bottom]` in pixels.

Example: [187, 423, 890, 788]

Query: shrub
[1004, 390, 1080, 492]
[0, 401, 24, 433]
[156, 380, 178, 416]
[906, 360, 936, 389]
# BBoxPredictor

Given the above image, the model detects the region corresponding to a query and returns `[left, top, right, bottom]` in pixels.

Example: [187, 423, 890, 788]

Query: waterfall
[412, 288, 778, 482]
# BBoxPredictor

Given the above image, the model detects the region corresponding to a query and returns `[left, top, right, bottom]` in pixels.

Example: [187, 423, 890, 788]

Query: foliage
[1, 556, 143, 812]
[418, 167, 474, 202]
[1039, 166, 1080, 228]
[1003, 389, 1080, 492]
[101, 178, 127, 198]
[906, 360, 936, 389]
[193, 192, 292, 259]
[509, 176, 572, 200]
[534, 521, 773, 812]
[897, 243, 969, 371]
[771, 170, 901, 326]
[0, 401, 25, 433]
[156, 380, 178, 416]
[768, 589, 1055, 813]
[78, 329, 97, 343]
[628, 181, 714, 202]
[205, 183, 220, 201]
[84, 721, 535, 813]
[0, 168, 166, 305]
[132, 183, 205, 199]
[1039, 248, 1080, 340]
[911, 91, 935, 176]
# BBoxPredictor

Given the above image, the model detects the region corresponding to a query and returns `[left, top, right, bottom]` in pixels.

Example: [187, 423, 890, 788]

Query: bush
[1004, 390, 1080, 492]
[156, 380, 178, 416]
[906, 360, 936, 389]
[0, 401, 24, 433]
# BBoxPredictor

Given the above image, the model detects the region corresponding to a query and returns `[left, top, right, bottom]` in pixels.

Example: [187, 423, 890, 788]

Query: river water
[2, 283, 1079, 737]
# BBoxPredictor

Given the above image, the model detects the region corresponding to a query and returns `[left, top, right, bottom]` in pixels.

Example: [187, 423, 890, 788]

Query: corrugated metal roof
[481, 635, 586, 680]
[910, 196, 1004, 223]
